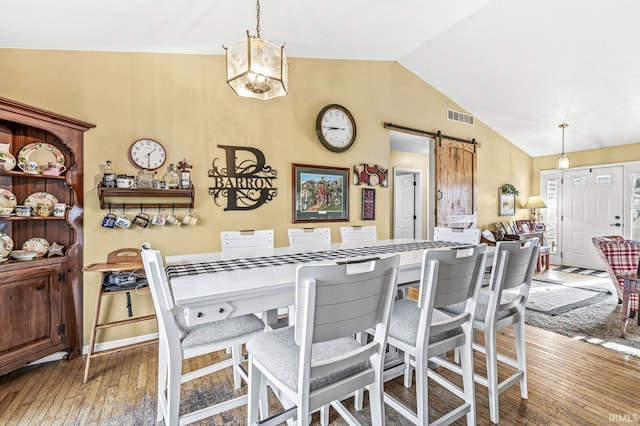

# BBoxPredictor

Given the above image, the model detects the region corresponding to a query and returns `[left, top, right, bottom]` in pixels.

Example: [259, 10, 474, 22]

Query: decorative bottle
[103, 160, 116, 188]
[162, 163, 179, 189]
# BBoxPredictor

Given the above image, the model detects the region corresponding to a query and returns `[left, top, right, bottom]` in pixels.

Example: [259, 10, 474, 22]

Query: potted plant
[501, 183, 520, 196]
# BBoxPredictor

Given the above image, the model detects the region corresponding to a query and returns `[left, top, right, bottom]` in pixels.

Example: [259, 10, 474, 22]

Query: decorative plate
[0, 232, 14, 252]
[22, 237, 50, 257]
[17, 142, 65, 170]
[0, 188, 18, 209]
[0, 151, 16, 171]
[24, 192, 59, 209]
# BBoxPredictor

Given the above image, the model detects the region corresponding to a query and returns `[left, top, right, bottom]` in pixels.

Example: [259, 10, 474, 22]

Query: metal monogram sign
[208, 145, 278, 210]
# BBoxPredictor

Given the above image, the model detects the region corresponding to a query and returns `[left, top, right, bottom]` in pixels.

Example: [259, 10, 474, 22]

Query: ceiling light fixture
[224, 0, 288, 100]
[557, 123, 570, 170]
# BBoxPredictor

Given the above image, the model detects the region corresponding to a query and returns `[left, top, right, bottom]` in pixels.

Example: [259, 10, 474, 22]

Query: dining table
[165, 239, 493, 327]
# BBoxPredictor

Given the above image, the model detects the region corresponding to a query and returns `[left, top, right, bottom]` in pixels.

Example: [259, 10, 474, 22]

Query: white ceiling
[2, 0, 639, 158]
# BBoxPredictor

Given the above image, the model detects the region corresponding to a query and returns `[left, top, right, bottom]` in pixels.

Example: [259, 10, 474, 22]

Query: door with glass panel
[561, 166, 624, 268]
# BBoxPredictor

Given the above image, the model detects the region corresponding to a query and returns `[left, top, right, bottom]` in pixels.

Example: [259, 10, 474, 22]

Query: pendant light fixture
[224, 0, 288, 100]
[557, 123, 570, 170]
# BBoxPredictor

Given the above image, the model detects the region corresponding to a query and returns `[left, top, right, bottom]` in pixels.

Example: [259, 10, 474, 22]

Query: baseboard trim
[82, 332, 159, 355]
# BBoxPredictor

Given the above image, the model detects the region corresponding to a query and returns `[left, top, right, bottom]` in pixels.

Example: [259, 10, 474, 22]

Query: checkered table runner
[166, 241, 466, 280]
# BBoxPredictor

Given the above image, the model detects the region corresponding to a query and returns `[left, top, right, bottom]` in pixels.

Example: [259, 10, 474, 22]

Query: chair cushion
[440, 291, 516, 324]
[175, 312, 264, 348]
[246, 326, 369, 392]
[388, 299, 461, 346]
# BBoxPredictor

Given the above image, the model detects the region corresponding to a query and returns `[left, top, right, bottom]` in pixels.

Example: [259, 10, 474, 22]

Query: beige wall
[0, 48, 533, 344]
[532, 143, 640, 193]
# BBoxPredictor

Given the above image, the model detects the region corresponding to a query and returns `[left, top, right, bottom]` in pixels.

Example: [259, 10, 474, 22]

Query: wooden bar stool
[82, 248, 158, 383]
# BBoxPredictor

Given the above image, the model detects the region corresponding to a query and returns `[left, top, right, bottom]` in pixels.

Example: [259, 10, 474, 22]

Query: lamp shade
[524, 195, 547, 209]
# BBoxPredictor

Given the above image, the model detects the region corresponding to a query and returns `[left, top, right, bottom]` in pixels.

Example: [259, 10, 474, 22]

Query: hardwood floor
[1, 269, 639, 425]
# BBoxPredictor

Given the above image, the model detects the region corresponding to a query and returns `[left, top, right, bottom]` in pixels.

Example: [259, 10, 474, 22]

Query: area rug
[525, 279, 640, 358]
[552, 265, 608, 278]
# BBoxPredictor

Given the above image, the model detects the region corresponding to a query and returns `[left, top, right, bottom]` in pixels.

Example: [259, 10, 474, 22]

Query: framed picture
[498, 189, 516, 216]
[533, 222, 546, 231]
[292, 164, 349, 223]
[516, 219, 532, 233]
[362, 188, 375, 220]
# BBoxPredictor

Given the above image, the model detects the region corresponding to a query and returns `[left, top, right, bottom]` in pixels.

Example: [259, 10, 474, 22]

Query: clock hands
[146, 148, 156, 168]
[323, 126, 346, 131]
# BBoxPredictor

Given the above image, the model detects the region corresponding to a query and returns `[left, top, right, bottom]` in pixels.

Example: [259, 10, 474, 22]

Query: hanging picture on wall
[353, 164, 389, 187]
[362, 188, 375, 220]
[498, 188, 516, 216]
[292, 164, 349, 223]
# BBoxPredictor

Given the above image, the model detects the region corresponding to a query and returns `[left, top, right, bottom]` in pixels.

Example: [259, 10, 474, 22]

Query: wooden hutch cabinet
[0, 97, 94, 376]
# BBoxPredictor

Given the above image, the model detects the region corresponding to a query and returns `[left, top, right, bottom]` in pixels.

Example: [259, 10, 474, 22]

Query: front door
[561, 166, 624, 268]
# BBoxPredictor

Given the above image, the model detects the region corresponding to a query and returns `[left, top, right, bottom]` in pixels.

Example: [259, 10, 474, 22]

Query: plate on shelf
[24, 192, 59, 209]
[22, 237, 50, 257]
[10, 250, 37, 261]
[0, 151, 16, 171]
[0, 189, 17, 209]
[17, 142, 65, 171]
[0, 232, 14, 252]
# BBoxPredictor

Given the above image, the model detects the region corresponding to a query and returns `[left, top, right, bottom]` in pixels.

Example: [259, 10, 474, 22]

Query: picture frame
[516, 219, 533, 234]
[292, 163, 349, 223]
[362, 188, 375, 220]
[533, 222, 546, 231]
[498, 189, 516, 216]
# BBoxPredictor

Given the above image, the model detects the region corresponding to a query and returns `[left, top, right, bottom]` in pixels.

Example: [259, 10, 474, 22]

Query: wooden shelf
[97, 184, 195, 210]
[0, 169, 66, 180]
[0, 215, 66, 221]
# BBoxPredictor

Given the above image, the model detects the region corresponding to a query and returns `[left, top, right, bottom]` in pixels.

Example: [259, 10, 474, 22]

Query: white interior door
[394, 170, 420, 238]
[561, 166, 624, 268]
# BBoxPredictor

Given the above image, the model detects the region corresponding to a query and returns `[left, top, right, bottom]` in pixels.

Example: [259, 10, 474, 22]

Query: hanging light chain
[559, 123, 569, 154]
[255, 0, 261, 39]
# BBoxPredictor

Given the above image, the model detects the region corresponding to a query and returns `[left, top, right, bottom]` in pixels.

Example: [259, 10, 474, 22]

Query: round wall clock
[129, 138, 167, 170]
[315, 104, 357, 152]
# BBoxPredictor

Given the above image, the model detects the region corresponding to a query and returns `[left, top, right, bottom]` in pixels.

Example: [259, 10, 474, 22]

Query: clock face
[129, 138, 167, 170]
[316, 104, 357, 152]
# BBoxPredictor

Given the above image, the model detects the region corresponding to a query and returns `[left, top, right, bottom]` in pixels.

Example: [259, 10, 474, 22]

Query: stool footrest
[95, 314, 156, 330]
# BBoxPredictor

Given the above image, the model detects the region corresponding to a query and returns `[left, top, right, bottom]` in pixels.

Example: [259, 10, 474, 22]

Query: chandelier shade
[225, 0, 288, 100]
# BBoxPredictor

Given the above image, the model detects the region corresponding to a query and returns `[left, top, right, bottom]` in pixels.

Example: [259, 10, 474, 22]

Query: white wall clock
[315, 104, 357, 153]
[129, 138, 167, 170]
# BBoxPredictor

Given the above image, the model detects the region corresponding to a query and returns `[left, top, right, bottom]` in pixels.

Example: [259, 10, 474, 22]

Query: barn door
[435, 137, 477, 228]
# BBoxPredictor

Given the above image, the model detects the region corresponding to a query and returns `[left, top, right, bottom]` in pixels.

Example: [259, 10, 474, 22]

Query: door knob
[610, 223, 621, 227]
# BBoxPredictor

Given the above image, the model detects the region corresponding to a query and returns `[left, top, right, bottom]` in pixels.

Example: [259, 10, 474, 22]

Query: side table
[82, 248, 158, 383]
[618, 273, 640, 338]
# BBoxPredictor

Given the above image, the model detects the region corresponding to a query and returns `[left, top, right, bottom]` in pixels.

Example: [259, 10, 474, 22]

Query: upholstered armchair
[592, 236, 640, 315]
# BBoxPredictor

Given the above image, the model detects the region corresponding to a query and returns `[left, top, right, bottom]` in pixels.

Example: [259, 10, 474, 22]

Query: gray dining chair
[140, 243, 265, 425]
[433, 226, 481, 245]
[220, 229, 274, 251]
[381, 245, 487, 425]
[246, 255, 400, 426]
[437, 239, 539, 424]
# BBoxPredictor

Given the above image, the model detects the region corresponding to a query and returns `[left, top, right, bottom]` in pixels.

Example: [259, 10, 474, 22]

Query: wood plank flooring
[1, 268, 639, 425]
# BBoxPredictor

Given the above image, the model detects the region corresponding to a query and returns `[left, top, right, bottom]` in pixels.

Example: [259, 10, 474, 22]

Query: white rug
[525, 278, 640, 358]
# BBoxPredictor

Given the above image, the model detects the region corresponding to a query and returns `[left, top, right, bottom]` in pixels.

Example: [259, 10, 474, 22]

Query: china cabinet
[0, 96, 94, 376]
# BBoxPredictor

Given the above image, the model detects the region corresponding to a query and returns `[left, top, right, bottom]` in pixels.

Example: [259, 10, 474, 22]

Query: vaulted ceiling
[2, 0, 639, 157]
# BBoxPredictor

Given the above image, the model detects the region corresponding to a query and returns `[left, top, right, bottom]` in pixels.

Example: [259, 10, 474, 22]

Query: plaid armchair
[592, 236, 640, 313]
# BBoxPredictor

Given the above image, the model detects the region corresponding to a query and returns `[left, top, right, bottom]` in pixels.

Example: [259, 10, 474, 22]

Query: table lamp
[524, 195, 547, 222]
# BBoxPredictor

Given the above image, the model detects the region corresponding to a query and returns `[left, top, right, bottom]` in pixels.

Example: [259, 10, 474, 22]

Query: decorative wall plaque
[208, 145, 278, 211]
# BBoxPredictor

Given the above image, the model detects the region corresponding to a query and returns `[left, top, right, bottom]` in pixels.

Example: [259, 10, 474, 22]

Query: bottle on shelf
[162, 163, 179, 189]
[103, 160, 116, 188]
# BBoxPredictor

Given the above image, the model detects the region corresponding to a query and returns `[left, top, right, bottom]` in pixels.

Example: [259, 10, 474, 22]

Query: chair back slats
[416, 246, 487, 348]
[288, 227, 331, 247]
[486, 240, 539, 323]
[433, 227, 481, 245]
[294, 256, 399, 345]
[417, 247, 486, 309]
[340, 226, 377, 242]
[220, 229, 274, 251]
